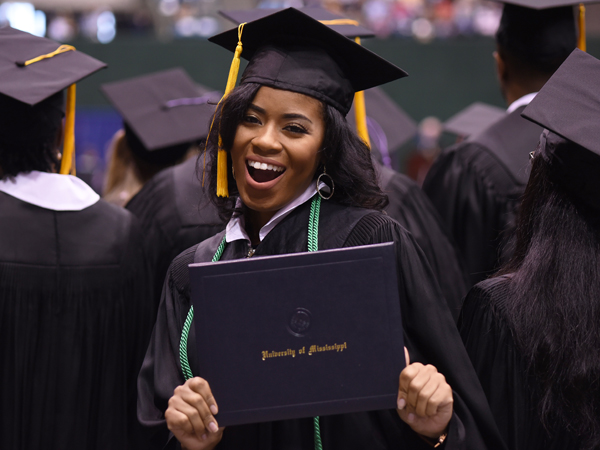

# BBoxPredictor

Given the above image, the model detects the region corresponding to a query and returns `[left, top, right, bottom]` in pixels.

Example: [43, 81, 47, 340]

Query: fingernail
[202, 434, 207, 441]
[408, 413, 415, 423]
[209, 422, 218, 433]
[210, 405, 218, 415]
[397, 398, 406, 410]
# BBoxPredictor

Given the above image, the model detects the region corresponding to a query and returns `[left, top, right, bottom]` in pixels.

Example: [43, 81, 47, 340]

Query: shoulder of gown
[126, 157, 225, 303]
[376, 165, 469, 320]
[458, 275, 547, 450]
[422, 138, 520, 285]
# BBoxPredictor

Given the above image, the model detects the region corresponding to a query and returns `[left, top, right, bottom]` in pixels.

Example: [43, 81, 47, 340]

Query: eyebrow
[248, 104, 313, 124]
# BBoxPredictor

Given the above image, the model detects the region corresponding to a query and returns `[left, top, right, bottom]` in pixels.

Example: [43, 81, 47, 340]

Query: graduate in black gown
[422, 3, 577, 285]
[108, 70, 225, 305]
[0, 28, 153, 449]
[137, 9, 505, 450]
[221, 6, 468, 320]
[459, 49, 600, 450]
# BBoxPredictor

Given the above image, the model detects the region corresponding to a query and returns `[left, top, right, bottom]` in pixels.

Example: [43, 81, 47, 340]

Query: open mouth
[247, 160, 285, 183]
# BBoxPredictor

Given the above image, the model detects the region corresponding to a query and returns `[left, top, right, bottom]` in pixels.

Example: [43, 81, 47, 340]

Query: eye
[284, 123, 308, 134]
[244, 115, 261, 125]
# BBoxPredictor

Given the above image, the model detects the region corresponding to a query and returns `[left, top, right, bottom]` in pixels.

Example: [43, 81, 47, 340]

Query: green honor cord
[179, 194, 323, 450]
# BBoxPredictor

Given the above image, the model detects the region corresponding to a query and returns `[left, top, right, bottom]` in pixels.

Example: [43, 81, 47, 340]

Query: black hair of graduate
[0, 91, 64, 178]
[499, 147, 600, 448]
[205, 82, 388, 221]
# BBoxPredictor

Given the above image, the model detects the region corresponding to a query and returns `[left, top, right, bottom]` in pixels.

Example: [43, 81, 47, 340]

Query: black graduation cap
[500, 0, 595, 51]
[101, 68, 220, 163]
[219, 6, 375, 39]
[522, 49, 600, 209]
[218, 7, 401, 152]
[0, 26, 106, 175]
[522, 49, 599, 157]
[208, 8, 407, 116]
[0, 26, 106, 106]
[347, 87, 417, 155]
[208, 7, 407, 197]
[443, 102, 506, 137]
[494, 1, 578, 70]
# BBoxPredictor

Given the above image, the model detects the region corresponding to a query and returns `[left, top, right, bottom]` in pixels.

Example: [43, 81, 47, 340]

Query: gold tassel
[17, 44, 75, 67]
[319, 19, 359, 26]
[578, 4, 586, 52]
[216, 22, 246, 198]
[60, 83, 76, 175]
[353, 37, 371, 149]
[216, 140, 228, 197]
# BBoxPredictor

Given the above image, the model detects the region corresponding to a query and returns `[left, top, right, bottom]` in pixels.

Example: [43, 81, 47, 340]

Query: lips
[247, 160, 285, 183]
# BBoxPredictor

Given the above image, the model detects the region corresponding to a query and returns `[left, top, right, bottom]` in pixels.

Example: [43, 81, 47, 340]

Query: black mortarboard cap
[443, 102, 506, 137]
[0, 26, 106, 175]
[522, 49, 599, 155]
[101, 68, 221, 161]
[347, 87, 417, 153]
[495, 3, 577, 70]
[496, 0, 597, 52]
[0, 26, 106, 106]
[219, 6, 375, 39]
[208, 8, 407, 116]
[522, 49, 600, 210]
[219, 7, 385, 149]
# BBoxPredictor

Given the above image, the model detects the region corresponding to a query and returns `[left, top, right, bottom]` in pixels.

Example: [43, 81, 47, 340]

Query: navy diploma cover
[189, 242, 405, 426]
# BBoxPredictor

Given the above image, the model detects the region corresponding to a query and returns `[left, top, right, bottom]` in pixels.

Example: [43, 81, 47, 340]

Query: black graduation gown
[422, 106, 542, 285]
[126, 156, 225, 307]
[138, 199, 506, 450]
[377, 163, 469, 320]
[0, 193, 153, 450]
[458, 276, 579, 450]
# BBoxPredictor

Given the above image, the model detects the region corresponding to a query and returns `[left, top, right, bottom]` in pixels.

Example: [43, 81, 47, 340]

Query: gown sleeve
[346, 214, 508, 450]
[422, 143, 511, 286]
[137, 245, 199, 450]
[458, 277, 539, 450]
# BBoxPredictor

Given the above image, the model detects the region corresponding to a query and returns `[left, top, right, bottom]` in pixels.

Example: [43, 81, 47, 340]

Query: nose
[251, 123, 283, 154]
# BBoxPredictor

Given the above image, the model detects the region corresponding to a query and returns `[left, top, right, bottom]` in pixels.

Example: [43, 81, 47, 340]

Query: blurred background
[2, 0, 599, 190]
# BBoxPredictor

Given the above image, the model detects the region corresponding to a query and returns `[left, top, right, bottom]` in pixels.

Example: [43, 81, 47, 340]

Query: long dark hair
[500, 153, 600, 448]
[203, 83, 388, 221]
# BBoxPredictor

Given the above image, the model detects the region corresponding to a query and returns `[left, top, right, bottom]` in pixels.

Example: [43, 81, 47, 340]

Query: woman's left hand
[397, 347, 453, 439]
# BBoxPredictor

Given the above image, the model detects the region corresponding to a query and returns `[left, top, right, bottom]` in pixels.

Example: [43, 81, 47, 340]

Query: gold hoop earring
[316, 166, 334, 200]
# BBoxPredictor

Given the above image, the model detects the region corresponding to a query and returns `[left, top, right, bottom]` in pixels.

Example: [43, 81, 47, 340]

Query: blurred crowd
[0, 0, 501, 42]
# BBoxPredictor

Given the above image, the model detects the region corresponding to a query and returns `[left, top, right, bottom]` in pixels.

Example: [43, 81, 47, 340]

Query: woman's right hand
[165, 377, 224, 450]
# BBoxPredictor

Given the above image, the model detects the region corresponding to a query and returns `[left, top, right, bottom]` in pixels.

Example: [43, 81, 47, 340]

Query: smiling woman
[230, 87, 324, 235]
[136, 8, 506, 450]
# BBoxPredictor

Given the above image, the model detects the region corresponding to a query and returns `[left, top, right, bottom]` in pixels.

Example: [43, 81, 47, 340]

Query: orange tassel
[578, 4, 586, 52]
[216, 23, 246, 197]
[353, 37, 371, 149]
[60, 84, 76, 175]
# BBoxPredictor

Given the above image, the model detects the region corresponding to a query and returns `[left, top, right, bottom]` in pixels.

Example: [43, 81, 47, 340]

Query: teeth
[247, 160, 284, 172]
